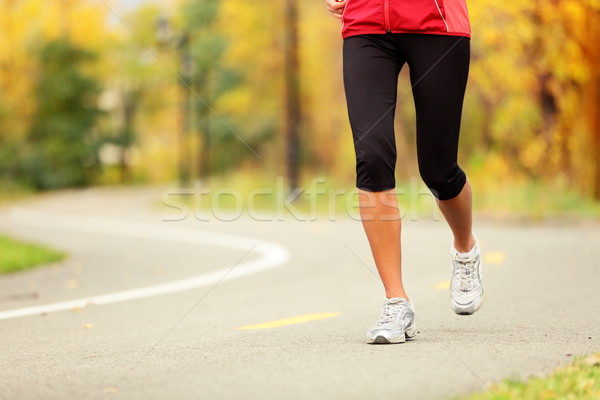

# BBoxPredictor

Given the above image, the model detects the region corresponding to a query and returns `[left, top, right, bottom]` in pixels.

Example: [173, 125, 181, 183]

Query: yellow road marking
[484, 251, 505, 265]
[434, 280, 450, 290]
[236, 312, 341, 330]
[434, 251, 504, 290]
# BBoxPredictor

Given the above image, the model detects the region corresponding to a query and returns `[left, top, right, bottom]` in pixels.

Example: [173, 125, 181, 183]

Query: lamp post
[156, 16, 193, 186]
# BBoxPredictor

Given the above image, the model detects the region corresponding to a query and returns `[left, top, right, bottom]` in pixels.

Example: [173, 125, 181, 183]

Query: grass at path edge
[0, 235, 65, 274]
[455, 353, 600, 400]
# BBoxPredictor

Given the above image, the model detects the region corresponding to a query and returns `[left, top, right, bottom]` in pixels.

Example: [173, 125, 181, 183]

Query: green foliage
[182, 0, 220, 30]
[456, 353, 600, 400]
[1, 0, 599, 211]
[179, 0, 270, 178]
[24, 38, 102, 189]
[0, 235, 65, 274]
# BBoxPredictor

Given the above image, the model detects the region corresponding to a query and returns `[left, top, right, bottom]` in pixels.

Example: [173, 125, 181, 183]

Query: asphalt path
[0, 186, 598, 400]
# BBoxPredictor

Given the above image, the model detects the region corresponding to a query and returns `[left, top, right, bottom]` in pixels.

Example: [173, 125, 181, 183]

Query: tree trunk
[119, 91, 137, 183]
[586, 10, 600, 199]
[284, 0, 301, 194]
[178, 34, 192, 185]
[197, 75, 210, 180]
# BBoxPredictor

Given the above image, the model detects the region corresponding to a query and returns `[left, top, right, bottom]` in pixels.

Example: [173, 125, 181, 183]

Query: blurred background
[1, 3, 600, 398]
[1, 0, 600, 219]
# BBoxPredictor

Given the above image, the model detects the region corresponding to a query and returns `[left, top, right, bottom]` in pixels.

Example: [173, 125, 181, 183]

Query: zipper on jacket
[433, 0, 449, 32]
[384, 0, 392, 33]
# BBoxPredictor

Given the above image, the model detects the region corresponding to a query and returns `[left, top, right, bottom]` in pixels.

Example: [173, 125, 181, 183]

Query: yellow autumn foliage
[0, 0, 599, 200]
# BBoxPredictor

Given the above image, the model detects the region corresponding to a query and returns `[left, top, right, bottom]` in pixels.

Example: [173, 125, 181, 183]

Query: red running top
[341, 0, 471, 39]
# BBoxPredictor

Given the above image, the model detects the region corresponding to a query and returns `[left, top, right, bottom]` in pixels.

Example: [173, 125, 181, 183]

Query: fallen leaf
[583, 354, 600, 367]
[83, 324, 93, 330]
[64, 279, 80, 290]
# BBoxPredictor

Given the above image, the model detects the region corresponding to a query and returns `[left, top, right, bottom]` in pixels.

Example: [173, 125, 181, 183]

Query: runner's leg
[402, 34, 474, 250]
[343, 35, 408, 299]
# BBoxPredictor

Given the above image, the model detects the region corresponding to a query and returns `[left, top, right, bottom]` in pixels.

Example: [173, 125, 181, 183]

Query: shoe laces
[453, 253, 479, 292]
[376, 300, 407, 326]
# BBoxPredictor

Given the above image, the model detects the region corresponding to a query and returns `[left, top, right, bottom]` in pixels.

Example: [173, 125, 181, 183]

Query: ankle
[453, 233, 476, 253]
[385, 291, 409, 301]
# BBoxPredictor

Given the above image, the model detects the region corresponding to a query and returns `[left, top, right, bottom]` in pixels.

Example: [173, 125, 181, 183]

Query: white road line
[0, 208, 290, 321]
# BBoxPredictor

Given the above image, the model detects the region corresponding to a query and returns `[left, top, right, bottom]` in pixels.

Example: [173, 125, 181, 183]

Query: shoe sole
[368, 324, 417, 344]
[451, 290, 485, 315]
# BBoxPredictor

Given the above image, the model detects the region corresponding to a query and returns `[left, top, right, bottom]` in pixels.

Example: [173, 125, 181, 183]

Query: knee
[419, 164, 466, 200]
[355, 149, 396, 192]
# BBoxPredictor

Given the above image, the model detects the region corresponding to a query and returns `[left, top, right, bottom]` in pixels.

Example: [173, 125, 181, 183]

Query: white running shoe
[450, 236, 484, 315]
[367, 297, 417, 344]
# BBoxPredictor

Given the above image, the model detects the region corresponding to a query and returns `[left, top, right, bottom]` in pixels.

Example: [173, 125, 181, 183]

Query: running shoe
[367, 297, 417, 344]
[450, 236, 484, 315]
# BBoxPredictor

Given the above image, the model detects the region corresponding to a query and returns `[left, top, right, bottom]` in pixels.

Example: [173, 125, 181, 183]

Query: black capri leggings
[343, 33, 470, 200]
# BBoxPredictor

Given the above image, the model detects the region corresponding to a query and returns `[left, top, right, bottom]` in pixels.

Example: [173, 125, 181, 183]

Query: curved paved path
[0, 186, 598, 400]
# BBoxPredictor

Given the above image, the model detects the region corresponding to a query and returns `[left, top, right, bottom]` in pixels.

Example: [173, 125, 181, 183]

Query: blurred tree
[215, 0, 281, 175]
[0, 0, 597, 204]
[0, 0, 108, 187]
[97, 4, 164, 184]
[298, 2, 353, 183]
[181, 0, 248, 179]
[154, 16, 193, 185]
[108, 3, 182, 183]
[0, 0, 42, 148]
[113, 87, 140, 182]
[0, 94, 22, 182]
[581, 1, 600, 198]
[24, 39, 102, 189]
[464, 0, 600, 197]
[284, 0, 301, 193]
